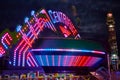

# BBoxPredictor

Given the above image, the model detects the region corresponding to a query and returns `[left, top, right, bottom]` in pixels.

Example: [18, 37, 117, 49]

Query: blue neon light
[31, 10, 35, 16]
[24, 17, 29, 23]
[48, 10, 56, 23]
[54, 55, 58, 66]
[9, 61, 12, 65]
[16, 25, 22, 32]
[48, 55, 52, 66]
[80, 50, 92, 53]
[3, 44, 8, 49]
[42, 55, 47, 66]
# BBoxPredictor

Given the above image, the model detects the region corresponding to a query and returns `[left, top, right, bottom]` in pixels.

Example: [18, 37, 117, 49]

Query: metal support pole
[107, 54, 111, 80]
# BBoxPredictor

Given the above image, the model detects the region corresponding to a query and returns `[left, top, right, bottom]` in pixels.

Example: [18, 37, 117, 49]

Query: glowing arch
[13, 9, 81, 67]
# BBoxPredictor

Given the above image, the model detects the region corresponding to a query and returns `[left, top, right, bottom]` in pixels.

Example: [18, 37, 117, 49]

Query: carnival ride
[0, 9, 108, 79]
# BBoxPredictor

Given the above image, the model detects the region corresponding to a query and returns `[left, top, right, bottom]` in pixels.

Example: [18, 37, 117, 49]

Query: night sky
[0, 0, 120, 56]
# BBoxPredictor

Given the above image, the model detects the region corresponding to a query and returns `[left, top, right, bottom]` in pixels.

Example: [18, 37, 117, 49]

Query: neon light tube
[31, 49, 105, 54]
[22, 46, 29, 67]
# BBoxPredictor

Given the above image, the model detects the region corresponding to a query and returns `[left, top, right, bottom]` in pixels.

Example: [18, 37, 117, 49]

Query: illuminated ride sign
[0, 32, 12, 57]
[0, 9, 105, 68]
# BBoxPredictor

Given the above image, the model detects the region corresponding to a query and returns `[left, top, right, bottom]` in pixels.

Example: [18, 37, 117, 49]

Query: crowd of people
[0, 71, 97, 80]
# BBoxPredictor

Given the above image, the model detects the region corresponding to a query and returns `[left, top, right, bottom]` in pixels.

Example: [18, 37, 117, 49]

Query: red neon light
[18, 41, 28, 66]
[29, 26, 38, 39]
[22, 34, 32, 47]
[81, 56, 89, 66]
[40, 9, 51, 20]
[48, 10, 80, 38]
[83, 57, 92, 66]
[92, 50, 105, 54]
[5, 38, 10, 45]
[40, 9, 56, 32]
[69, 56, 75, 66]
[27, 52, 35, 67]
[30, 53, 38, 67]
[77, 56, 87, 66]
[69, 23, 78, 36]
[0, 45, 5, 57]
[68, 56, 100, 67]
[14, 21, 40, 66]
[59, 25, 71, 37]
[22, 46, 29, 66]
[28, 57, 35, 67]
[13, 40, 24, 66]
[1, 33, 13, 49]
[86, 57, 101, 67]
[74, 56, 82, 66]
[38, 18, 45, 31]
[87, 57, 95, 66]
[71, 56, 76, 66]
